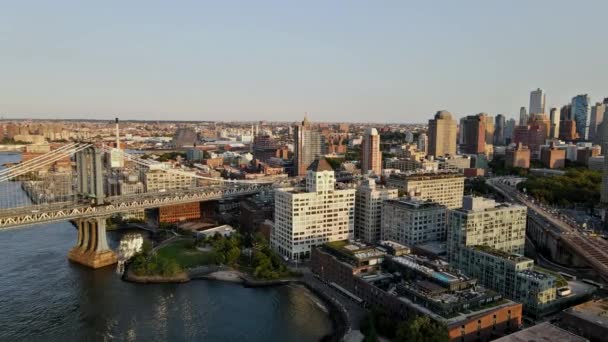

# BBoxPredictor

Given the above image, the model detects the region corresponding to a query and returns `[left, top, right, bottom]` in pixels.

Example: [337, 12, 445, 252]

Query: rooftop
[563, 299, 608, 329]
[388, 170, 464, 181]
[385, 197, 447, 210]
[307, 158, 334, 172]
[471, 245, 530, 263]
[493, 322, 588, 342]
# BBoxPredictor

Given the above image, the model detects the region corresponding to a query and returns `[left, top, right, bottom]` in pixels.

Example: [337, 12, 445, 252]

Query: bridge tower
[68, 217, 117, 268]
[76, 146, 105, 205]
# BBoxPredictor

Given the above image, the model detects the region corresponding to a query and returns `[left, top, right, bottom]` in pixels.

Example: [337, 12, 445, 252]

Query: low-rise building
[311, 243, 523, 342]
[494, 322, 588, 342]
[561, 299, 608, 342]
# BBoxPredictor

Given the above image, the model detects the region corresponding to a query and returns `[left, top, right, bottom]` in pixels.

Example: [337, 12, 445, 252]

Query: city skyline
[3, 1, 608, 122]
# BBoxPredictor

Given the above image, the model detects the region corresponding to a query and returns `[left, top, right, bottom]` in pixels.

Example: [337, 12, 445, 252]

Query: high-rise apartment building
[572, 94, 592, 140]
[361, 128, 382, 175]
[427, 111, 457, 157]
[589, 102, 606, 141]
[494, 114, 505, 145]
[519, 107, 528, 126]
[417, 133, 428, 155]
[380, 198, 447, 246]
[271, 159, 355, 260]
[549, 107, 561, 139]
[355, 178, 398, 243]
[386, 172, 465, 209]
[461, 113, 486, 154]
[529, 88, 546, 115]
[559, 120, 578, 141]
[293, 115, 326, 176]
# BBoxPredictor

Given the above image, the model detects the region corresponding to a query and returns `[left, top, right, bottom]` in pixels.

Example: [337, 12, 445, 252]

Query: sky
[2, 0, 608, 123]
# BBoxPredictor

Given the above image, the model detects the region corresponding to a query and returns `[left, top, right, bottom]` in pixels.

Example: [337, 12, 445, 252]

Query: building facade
[572, 94, 591, 140]
[386, 172, 464, 209]
[505, 143, 530, 169]
[529, 88, 546, 115]
[355, 178, 398, 243]
[361, 127, 382, 175]
[428, 111, 457, 157]
[293, 115, 326, 176]
[380, 198, 448, 246]
[271, 159, 355, 260]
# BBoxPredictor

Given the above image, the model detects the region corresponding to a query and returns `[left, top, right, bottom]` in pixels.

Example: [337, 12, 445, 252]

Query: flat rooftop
[563, 299, 608, 329]
[471, 245, 530, 263]
[384, 197, 447, 210]
[493, 322, 588, 342]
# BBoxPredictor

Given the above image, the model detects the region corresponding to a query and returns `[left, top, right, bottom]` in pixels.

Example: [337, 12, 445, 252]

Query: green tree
[395, 316, 448, 342]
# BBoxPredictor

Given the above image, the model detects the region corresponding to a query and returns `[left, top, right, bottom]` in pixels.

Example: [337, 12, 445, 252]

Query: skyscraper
[504, 118, 516, 144]
[494, 114, 505, 145]
[361, 127, 382, 175]
[572, 94, 592, 140]
[461, 113, 486, 154]
[589, 102, 606, 141]
[427, 110, 457, 157]
[529, 88, 546, 115]
[519, 106, 528, 126]
[293, 114, 326, 176]
[417, 132, 428, 154]
[549, 107, 561, 139]
[484, 114, 494, 144]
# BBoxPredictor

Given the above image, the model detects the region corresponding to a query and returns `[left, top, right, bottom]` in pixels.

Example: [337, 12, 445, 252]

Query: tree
[395, 316, 448, 342]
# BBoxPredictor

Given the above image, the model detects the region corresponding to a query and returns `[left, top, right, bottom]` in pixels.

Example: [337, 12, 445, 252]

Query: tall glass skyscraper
[529, 88, 546, 115]
[571, 94, 591, 140]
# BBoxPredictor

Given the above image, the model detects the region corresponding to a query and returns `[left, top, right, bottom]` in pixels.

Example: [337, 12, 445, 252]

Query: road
[487, 177, 608, 282]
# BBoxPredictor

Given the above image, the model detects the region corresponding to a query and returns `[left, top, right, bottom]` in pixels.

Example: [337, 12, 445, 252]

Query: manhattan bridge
[0, 143, 277, 268]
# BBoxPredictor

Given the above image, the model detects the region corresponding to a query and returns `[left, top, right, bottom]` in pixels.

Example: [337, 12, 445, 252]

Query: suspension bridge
[0, 143, 278, 268]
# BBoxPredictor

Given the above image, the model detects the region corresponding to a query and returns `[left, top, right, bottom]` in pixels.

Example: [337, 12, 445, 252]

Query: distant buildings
[271, 159, 355, 260]
[540, 143, 566, 169]
[505, 143, 530, 169]
[549, 107, 561, 139]
[494, 114, 505, 145]
[361, 128, 382, 176]
[504, 118, 516, 144]
[172, 127, 198, 148]
[386, 172, 464, 209]
[589, 102, 606, 141]
[560, 119, 578, 141]
[355, 178, 398, 243]
[461, 113, 487, 154]
[572, 94, 591, 140]
[293, 115, 326, 176]
[529, 88, 546, 115]
[417, 132, 428, 155]
[519, 106, 528, 126]
[428, 111, 457, 157]
[380, 198, 447, 246]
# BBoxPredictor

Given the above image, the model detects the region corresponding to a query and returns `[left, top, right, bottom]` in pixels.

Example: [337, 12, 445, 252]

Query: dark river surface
[0, 152, 332, 341]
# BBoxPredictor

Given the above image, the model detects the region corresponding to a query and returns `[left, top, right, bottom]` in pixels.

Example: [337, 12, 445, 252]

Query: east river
[0, 152, 332, 341]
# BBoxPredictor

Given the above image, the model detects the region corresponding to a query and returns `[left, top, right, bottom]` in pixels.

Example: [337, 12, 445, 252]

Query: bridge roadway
[0, 184, 270, 229]
[487, 178, 608, 282]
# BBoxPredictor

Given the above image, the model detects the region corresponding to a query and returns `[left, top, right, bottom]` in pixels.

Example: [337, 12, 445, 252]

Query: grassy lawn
[156, 239, 216, 268]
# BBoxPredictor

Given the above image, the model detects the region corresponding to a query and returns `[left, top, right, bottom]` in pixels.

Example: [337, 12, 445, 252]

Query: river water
[0, 152, 332, 341]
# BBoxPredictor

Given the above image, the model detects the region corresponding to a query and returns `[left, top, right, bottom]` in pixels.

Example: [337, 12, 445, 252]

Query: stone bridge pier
[68, 217, 117, 268]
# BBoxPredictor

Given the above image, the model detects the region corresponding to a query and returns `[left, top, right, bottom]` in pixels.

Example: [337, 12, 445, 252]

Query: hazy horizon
[2, 1, 608, 122]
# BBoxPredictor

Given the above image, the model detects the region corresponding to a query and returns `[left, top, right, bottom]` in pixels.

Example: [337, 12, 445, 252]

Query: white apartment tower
[271, 159, 356, 260]
[355, 178, 398, 243]
[529, 88, 546, 115]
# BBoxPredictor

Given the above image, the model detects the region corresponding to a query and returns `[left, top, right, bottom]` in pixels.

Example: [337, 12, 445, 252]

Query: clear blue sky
[2, 0, 607, 123]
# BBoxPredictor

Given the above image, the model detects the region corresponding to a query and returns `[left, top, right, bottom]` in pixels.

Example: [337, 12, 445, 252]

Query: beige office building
[428, 110, 457, 157]
[380, 198, 447, 246]
[386, 172, 464, 209]
[272, 159, 355, 260]
[355, 178, 398, 243]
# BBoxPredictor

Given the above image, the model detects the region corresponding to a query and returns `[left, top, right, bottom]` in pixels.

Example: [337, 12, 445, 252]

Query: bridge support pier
[68, 217, 117, 269]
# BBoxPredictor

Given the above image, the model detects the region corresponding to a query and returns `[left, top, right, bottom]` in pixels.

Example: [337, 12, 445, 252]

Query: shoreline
[123, 267, 349, 341]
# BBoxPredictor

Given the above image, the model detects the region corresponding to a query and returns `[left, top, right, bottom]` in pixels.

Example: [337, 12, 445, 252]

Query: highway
[487, 177, 608, 283]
